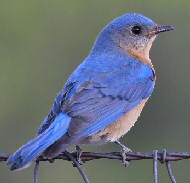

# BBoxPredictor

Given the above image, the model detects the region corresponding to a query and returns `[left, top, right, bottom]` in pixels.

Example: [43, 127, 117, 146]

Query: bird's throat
[128, 46, 153, 68]
[126, 37, 156, 68]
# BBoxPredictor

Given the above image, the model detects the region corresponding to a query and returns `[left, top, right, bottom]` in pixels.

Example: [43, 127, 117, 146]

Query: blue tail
[7, 112, 71, 171]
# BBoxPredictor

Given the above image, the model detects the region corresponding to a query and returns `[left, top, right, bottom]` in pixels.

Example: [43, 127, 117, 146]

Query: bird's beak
[147, 25, 174, 36]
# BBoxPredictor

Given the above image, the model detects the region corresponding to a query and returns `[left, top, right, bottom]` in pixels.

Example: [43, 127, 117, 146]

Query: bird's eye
[130, 26, 142, 35]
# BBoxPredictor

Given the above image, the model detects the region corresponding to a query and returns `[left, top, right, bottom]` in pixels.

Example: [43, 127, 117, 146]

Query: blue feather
[7, 13, 162, 171]
[7, 112, 71, 171]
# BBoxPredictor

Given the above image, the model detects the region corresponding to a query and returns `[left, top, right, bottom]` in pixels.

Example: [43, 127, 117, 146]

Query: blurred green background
[0, 0, 190, 182]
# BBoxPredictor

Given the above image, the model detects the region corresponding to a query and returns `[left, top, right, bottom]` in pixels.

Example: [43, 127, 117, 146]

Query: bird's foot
[120, 146, 131, 167]
[115, 140, 131, 167]
[75, 145, 83, 165]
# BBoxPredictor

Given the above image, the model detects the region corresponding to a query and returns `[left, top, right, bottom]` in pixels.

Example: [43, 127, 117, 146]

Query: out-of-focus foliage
[0, 1, 190, 182]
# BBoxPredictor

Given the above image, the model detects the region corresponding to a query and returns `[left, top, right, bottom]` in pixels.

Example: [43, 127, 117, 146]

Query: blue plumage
[7, 13, 173, 171]
[7, 113, 71, 170]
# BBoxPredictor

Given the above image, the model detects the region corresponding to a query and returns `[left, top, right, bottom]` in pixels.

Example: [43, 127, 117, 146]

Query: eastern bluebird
[7, 13, 174, 170]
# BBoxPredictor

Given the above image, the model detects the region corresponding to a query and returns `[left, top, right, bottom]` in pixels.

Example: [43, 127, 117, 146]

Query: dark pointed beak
[147, 25, 174, 36]
[155, 25, 174, 34]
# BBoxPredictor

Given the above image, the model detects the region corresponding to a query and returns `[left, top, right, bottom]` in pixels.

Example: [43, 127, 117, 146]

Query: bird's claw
[115, 140, 131, 167]
[120, 146, 131, 167]
[75, 145, 83, 165]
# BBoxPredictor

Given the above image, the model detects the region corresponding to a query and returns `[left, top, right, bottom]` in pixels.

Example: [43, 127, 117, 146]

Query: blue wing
[43, 56, 155, 157]
[66, 59, 155, 138]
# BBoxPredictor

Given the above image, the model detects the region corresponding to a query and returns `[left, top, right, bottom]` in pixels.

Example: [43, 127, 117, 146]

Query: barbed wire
[1, 150, 190, 183]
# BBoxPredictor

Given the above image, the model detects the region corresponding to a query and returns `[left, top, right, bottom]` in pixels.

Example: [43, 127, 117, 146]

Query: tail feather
[7, 112, 71, 171]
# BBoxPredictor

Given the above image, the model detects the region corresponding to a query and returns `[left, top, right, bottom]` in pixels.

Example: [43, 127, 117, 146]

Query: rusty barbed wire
[1, 150, 190, 183]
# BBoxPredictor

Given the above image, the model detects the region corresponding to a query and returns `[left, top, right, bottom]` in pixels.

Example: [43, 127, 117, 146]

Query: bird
[7, 13, 174, 171]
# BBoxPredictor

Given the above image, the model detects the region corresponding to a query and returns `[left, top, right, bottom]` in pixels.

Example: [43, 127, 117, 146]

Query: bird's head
[91, 13, 174, 64]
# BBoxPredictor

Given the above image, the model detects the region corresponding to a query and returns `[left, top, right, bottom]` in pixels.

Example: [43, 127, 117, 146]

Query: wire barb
[160, 149, 167, 164]
[64, 151, 90, 183]
[153, 150, 158, 183]
[166, 161, 177, 183]
[34, 161, 39, 183]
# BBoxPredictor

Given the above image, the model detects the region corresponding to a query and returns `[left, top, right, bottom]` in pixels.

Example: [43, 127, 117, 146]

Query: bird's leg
[75, 145, 83, 165]
[115, 140, 131, 167]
